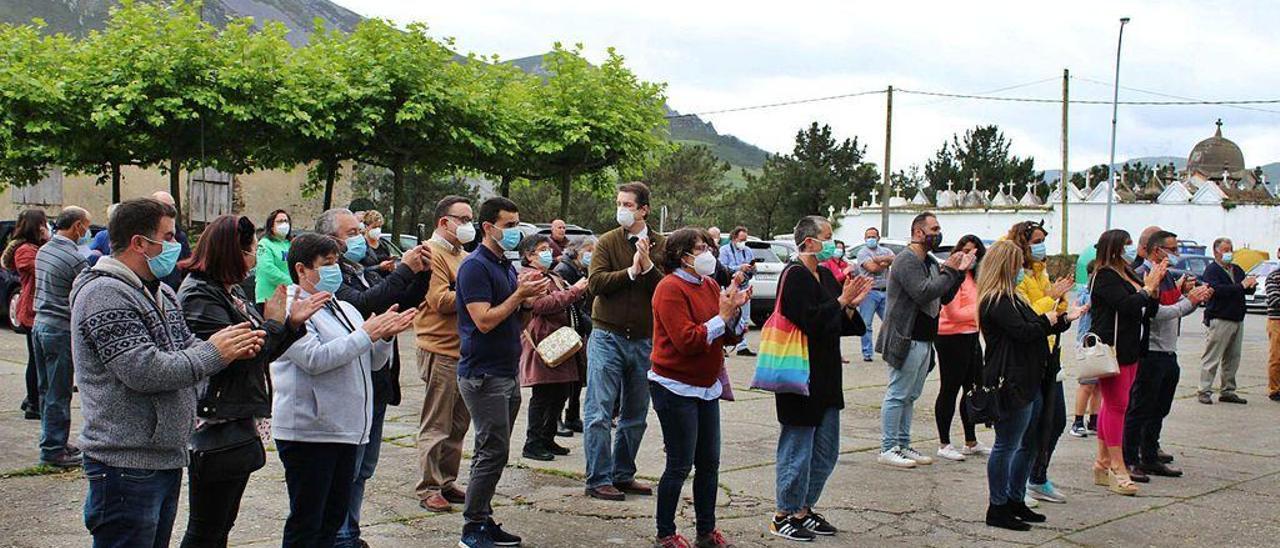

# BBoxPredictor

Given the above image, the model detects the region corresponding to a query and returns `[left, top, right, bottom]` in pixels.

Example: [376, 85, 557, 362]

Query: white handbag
[529, 326, 583, 368]
[1075, 271, 1121, 381]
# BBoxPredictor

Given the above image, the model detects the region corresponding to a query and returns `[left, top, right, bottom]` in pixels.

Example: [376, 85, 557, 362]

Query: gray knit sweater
[71, 257, 225, 469]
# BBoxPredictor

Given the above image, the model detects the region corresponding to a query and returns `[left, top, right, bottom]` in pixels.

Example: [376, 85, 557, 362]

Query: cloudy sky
[332, 0, 1280, 174]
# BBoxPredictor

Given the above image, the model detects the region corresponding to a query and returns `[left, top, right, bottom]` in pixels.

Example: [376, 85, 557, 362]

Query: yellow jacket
[1016, 261, 1068, 349]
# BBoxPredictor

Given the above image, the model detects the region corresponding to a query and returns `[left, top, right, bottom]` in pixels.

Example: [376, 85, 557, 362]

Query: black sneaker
[736, 348, 757, 357]
[521, 446, 554, 461]
[1069, 422, 1088, 438]
[1269, 392, 1280, 402]
[548, 442, 570, 456]
[486, 518, 521, 546]
[1218, 393, 1248, 404]
[769, 515, 816, 542]
[798, 512, 837, 535]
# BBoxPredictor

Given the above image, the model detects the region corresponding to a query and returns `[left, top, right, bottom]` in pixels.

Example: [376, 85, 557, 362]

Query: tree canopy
[925, 125, 1038, 194]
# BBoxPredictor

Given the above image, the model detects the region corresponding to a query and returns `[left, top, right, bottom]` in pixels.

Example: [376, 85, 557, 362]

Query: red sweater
[650, 273, 738, 388]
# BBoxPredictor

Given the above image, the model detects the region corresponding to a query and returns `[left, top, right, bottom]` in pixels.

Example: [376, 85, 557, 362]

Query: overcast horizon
[331, 0, 1280, 174]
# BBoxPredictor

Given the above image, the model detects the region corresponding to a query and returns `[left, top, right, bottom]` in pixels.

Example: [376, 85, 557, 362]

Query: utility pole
[881, 85, 893, 237]
[1060, 68, 1070, 255]
[1105, 17, 1131, 229]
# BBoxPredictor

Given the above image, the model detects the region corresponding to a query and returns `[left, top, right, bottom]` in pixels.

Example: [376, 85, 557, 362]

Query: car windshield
[750, 244, 791, 263]
[1248, 262, 1278, 278]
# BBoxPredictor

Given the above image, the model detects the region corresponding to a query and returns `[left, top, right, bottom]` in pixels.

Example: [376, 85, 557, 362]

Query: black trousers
[179, 470, 252, 548]
[276, 440, 359, 548]
[934, 333, 981, 445]
[1124, 352, 1179, 465]
[23, 331, 39, 410]
[1030, 379, 1066, 485]
[565, 381, 583, 423]
[526, 382, 572, 451]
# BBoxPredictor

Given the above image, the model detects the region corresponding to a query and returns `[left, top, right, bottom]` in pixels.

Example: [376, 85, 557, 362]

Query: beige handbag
[528, 326, 583, 368]
[1075, 271, 1121, 381]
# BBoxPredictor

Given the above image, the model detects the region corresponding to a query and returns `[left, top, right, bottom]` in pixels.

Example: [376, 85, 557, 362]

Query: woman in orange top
[934, 235, 987, 462]
[3, 209, 49, 420]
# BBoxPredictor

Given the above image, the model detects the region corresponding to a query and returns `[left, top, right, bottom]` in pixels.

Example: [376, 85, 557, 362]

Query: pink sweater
[938, 272, 978, 335]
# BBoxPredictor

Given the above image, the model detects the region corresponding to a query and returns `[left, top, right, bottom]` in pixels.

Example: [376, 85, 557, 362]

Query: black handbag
[967, 334, 1007, 426]
[189, 417, 265, 478]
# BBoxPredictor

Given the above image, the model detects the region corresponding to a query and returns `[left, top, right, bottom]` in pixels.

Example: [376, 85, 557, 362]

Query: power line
[902, 75, 1061, 107]
[897, 88, 1280, 106]
[664, 89, 885, 119]
[1072, 75, 1280, 115]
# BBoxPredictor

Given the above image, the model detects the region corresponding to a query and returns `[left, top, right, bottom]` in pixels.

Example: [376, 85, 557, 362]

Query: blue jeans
[881, 340, 932, 452]
[33, 322, 74, 462]
[335, 402, 387, 547]
[583, 330, 652, 489]
[651, 382, 720, 537]
[858, 290, 887, 359]
[775, 406, 840, 513]
[732, 299, 752, 351]
[987, 394, 1042, 505]
[83, 456, 183, 548]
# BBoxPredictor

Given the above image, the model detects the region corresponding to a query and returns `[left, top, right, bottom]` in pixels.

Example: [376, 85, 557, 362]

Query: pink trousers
[1096, 363, 1137, 446]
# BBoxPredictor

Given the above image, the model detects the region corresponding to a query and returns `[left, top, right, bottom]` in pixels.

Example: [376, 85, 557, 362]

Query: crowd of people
[4, 180, 1278, 547]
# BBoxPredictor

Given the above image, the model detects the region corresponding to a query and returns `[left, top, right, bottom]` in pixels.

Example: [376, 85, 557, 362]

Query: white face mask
[274, 222, 290, 238]
[616, 207, 636, 229]
[454, 221, 476, 244]
[734, 241, 747, 250]
[367, 227, 382, 240]
[687, 251, 717, 276]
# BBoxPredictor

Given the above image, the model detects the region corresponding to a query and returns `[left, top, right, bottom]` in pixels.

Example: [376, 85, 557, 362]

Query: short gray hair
[1213, 237, 1232, 252]
[565, 237, 597, 260]
[315, 208, 353, 237]
[793, 215, 830, 247]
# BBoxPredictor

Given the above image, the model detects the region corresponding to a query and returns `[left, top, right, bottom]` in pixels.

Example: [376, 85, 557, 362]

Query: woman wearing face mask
[360, 210, 395, 273]
[650, 228, 748, 548]
[554, 238, 596, 435]
[768, 216, 873, 542]
[270, 233, 418, 546]
[934, 234, 990, 462]
[1007, 221, 1074, 505]
[4, 209, 48, 421]
[256, 209, 294, 303]
[820, 240, 852, 283]
[517, 235, 588, 462]
[1087, 229, 1162, 497]
[176, 216, 330, 548]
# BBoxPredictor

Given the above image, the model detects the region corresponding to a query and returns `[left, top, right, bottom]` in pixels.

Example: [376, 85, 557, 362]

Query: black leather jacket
[337, 259, 431, 407]
[178, 272, 305, 420]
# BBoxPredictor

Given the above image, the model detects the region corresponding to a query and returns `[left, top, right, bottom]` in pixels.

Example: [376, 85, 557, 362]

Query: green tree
[644, 144, 730, 230]
[925, 125, 1038, 194]
[736, 158, 790, 237]
[350, 163, 480, 236]
[0, 21, 71, 189]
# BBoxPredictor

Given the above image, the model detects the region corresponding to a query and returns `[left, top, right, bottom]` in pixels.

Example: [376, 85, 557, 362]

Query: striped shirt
[1267, 268, 1280, 320]
[34, 234, 88, 329]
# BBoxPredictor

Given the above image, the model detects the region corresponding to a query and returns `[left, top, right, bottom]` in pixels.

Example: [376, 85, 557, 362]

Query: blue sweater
[1202, 261, 1254, 323]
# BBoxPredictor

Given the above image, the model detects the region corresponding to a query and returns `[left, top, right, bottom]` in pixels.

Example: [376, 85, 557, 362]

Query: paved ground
[1, 313, 1278, 547]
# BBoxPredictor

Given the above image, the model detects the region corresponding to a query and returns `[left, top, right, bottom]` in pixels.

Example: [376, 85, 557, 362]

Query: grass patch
[2, 464, 77, 478]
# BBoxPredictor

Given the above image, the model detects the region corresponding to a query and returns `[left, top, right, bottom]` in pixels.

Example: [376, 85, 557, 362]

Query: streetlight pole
[1105, 17, 1130, 229]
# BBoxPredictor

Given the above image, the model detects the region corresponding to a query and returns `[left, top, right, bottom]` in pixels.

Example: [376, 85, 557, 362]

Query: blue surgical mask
[343, 234, 367, 262]
[315, 263, 343, 294]
[1123, 244, 1138, 262]
[496, 226, 522, 251]
[144, 238, 182, 279]
[1030, 242, 1047, 261]
[76, 228, 92, 247]
[866, 237, 879, 249]
[537, 249, 554, 268]
[581, 251, 592, 266]
[1222, 252, 1234, 264]
[1016, 269, 1028, 285]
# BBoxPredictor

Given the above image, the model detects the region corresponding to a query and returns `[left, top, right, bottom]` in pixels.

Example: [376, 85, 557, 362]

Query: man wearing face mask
[32, 207, 93, 468]
[150, 191, 192, 291]
[413, 196, 476, 513]
[314, 207, 433, 548]
[583, 181, 666, 502]
[857, 227, 895, 362]
[718, 226, 756, 356]
[71, 198, 266, 547]
[875, 212, 972, 469]
[1198, 237, 1257, 405]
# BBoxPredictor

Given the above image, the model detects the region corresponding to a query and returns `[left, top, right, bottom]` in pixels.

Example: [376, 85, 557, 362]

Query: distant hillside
[0, 0, 362, 45]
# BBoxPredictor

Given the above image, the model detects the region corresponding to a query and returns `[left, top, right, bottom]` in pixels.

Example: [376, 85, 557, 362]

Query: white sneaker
[960, 441, 992, 457]
[877, 447, 917, 468]
[936, 444, 966, 462]
[1024, 493, 1040, 508]
[900, 447, 934, 466]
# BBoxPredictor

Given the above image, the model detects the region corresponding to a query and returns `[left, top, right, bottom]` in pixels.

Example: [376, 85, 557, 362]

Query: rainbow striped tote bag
[750, 267, 811, 395]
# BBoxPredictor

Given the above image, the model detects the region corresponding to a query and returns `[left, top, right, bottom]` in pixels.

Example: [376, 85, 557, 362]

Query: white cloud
[332, 0, 1280, 169]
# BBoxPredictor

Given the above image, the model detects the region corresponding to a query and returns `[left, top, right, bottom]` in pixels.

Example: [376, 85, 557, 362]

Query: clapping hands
[838, 275, 874, 309]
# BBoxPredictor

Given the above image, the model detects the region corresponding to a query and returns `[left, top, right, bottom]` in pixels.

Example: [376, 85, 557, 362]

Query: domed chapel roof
[1187, 119, 1245, 175]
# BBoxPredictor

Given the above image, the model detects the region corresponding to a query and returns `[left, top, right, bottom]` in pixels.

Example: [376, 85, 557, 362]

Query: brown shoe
[585, 485, 626, 501]
[442, 486, 467, 504]
[419, 492, 452, 512]
[1126, 464, 1150, 483]
[614, 480, 653, 496]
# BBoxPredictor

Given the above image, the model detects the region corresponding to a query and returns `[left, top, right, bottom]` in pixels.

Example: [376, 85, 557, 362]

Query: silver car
[1246, 260, 1278, 313]
[746, 240, 798, 326]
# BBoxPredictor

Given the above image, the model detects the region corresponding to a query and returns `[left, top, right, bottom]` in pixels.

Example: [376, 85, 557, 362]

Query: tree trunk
[500, 174, 513, 197]
[323, 161, 337, 211]
[169, 154, 182, 227]
[558, 174, 572, 221]
[391, 161, 405, 239]
[110, 162, 121, 204]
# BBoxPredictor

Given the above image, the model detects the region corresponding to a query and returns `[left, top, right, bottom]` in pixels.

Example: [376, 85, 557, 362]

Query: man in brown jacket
[582, 182, 666, 501]
[414, 196, 476, 512]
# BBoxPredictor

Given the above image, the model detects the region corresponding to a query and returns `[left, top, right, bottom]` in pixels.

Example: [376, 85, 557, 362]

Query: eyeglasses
[445, 214, 474, 224]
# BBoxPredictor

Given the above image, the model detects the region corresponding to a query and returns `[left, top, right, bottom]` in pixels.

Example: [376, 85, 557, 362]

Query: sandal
[1092, 463, 1109, 486]
[1107, 468, 1139, 496]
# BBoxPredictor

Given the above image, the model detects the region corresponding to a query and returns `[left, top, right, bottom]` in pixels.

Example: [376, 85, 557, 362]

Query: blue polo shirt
[456, 245, 522, 378]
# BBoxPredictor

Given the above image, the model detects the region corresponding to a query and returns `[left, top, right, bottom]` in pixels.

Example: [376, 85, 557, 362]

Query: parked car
[534, 223, 595, 245]
[1177, 239, 1207, 256]
[746, 240, 799, 326]
[1245, 260, 1279, 313]
[1171, 254, 1216, 280]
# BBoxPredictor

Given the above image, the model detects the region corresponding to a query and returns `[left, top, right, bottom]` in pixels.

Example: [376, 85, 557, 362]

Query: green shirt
[255, 236, 292, 303]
